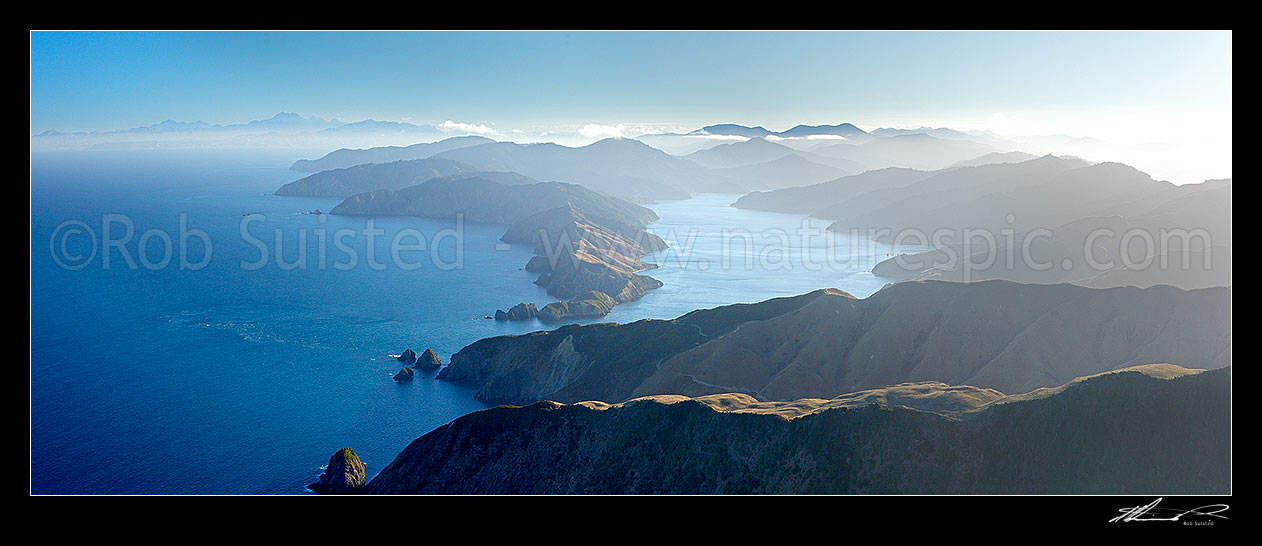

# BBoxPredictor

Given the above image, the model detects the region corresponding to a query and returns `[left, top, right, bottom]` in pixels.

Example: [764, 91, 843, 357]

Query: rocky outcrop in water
[393, 367, 414, 382]
[416, 348, 442, 370]
[397, 349, 417, 364]
[308, 447, 367, 494]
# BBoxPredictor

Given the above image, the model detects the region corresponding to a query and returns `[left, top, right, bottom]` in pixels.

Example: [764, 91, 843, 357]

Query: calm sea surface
[30, 150, 912, 494]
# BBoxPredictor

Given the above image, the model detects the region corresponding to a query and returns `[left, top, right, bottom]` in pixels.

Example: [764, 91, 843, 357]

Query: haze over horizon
[30, 30, 1231, 183]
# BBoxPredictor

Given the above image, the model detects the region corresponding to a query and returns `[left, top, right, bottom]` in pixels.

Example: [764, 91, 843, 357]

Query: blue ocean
[30, 150, 909, 494]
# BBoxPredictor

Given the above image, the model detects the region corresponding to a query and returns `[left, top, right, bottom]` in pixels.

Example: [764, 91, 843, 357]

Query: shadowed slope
[437, 289, 846, 405]
[439, 281, 1230, 404]
[366, 366, 1229, 494]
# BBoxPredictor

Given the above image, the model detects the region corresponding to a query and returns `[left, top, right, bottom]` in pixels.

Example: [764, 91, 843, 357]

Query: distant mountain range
[33, 112, 442, 137]
[683, 137, 806, 168]
[637, 128, 1002, 172]
[695, 122, 873, 141]
[946, 150, 1039, 168]
[872, 126, 979, 139]
[41, 112, 1213, 182]
[289, 135, 496, 172]
[34, 114, 1221, 183]
[732, 167, 935, 214]
[428, 137, 724, 202]
[280, 130, 1019, 203]
[273, 126, 1231, 291]
[683, 136, 864, 172]
[712, 154, 852, 189]
[278, 136, 740, 203]
[692, 123, 773, 138]
[735, 154, 1170, 235]
[276, 157, 497, 198]
[805, 133, 999, 171]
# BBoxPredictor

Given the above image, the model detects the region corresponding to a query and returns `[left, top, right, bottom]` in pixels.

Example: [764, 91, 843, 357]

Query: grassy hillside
[367, 366, 1230, 494]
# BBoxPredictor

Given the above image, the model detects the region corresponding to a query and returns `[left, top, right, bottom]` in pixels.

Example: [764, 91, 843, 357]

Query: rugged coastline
[327, 177, 668, 320]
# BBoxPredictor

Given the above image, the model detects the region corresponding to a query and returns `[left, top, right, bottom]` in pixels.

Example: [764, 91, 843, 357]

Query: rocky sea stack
[307, 447, 367, 494]
[397, 349, 417, 364]
[393, 367, 414, 382]
[416, 348, 442, 370]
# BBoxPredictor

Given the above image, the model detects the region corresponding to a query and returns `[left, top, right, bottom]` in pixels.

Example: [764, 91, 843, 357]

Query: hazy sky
[30, 30, 1231, 141]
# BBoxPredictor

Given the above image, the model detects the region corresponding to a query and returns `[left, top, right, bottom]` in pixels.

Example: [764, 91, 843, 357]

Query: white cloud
[579, 123, 626, 139]
[690, 133, 750, 142]
[438, 120, 496, 135]
[764, 134, 846, 142]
